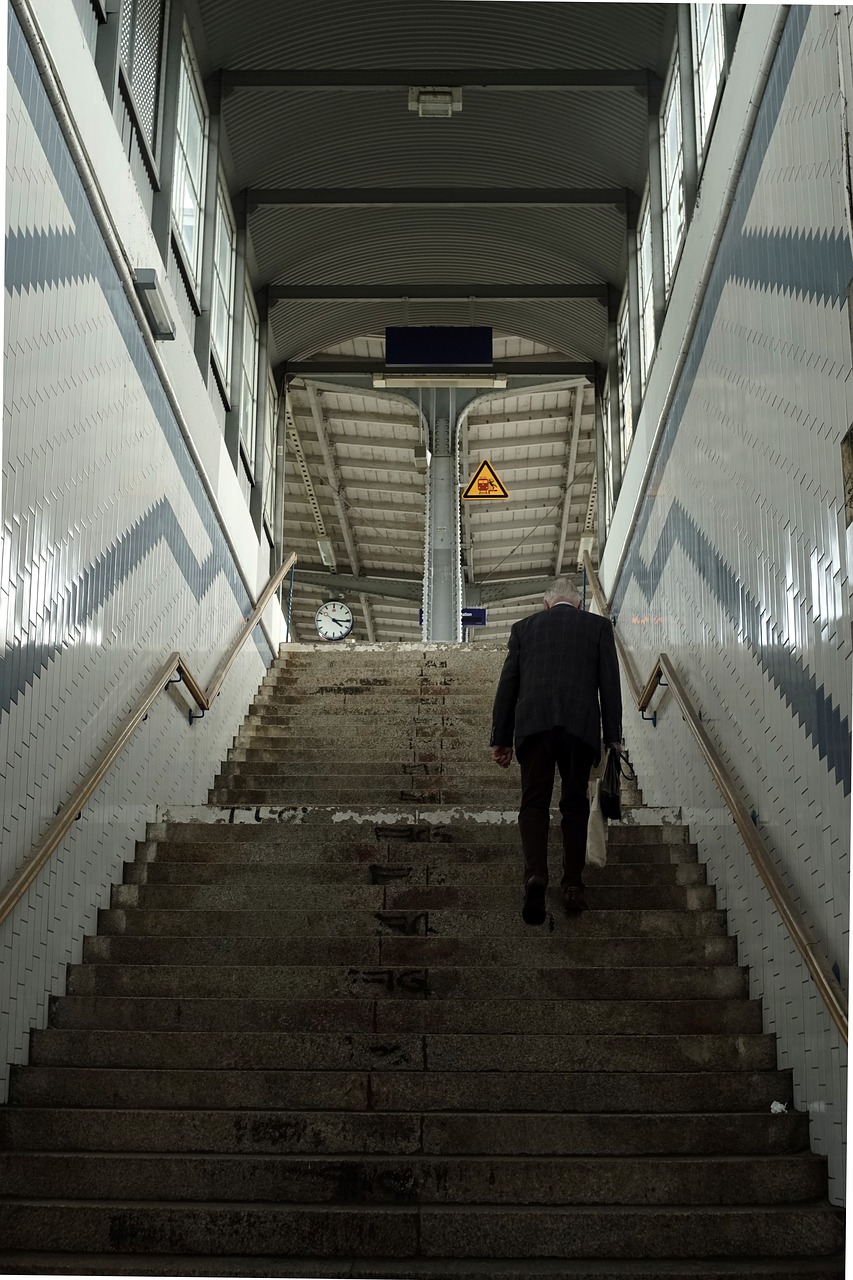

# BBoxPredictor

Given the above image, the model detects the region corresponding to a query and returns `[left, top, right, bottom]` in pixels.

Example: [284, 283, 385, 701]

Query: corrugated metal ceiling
[186, 0, 673, 641]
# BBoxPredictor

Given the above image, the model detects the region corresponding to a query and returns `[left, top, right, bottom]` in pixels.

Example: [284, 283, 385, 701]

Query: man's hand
[491, 746, 513, 769]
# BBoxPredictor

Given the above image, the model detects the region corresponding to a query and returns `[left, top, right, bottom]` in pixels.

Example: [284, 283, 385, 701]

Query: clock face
[315, 600, 354, 641]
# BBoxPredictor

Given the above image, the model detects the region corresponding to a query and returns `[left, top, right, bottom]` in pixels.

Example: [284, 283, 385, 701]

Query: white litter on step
[770, 1101, 788, 1114]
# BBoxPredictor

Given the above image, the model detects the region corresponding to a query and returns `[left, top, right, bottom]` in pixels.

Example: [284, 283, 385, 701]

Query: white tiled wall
[0, 8, 277, 1099]
[606, 7, 850, 1204]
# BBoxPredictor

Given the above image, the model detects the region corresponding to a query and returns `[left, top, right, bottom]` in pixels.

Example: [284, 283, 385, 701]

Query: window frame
[617, 294, 634, 470]
[170, 32, 208, 295]
[636, 196, 655, 390]
[263, 370, 277, 534]
[240, 286, 260, 478]
[692, 2, 727, 160]
[660, 54, 684, 294]
[210, 180, 236, 395]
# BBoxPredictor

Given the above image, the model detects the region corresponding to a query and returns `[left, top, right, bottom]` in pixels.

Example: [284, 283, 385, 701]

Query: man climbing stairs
[0, 643, 844, 1276]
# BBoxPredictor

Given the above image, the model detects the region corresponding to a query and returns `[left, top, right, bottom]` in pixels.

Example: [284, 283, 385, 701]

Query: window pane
[240, 292, 258, 464]
[618, 300, 632, 461]
[171, 39, 207, 286]
[210, 187, 235, 382]
[693, 2, 725, 154]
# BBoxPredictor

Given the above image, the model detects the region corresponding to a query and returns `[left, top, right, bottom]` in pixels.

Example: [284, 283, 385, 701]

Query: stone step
[149, 820, 688, 846]
[27, 1030, 778, 1072]
[210, 788, 518, 805]
[96, 906, 729, 939]
[47, 995, 762, 1036]
[217, 761, 534, 778]
[141, 839, 699, 867]
[213, 771, 525, 794]
[82, 934, 739, 968]
[109, 883, 718, 914]
[126, 859, 706, 887]
[0, 1250, 844, 1278]
[0, 1152, 826, 1205]
[0, 1202, 842, 1260]
[243, 711, 490, 728]
[7, 1066, 795, 1115]
[65, 962, 745, 1001]
[0, 1108, 808, 1157]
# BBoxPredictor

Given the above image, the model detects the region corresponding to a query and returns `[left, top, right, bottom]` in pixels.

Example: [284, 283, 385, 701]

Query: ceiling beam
[282, 360, 596, 379]
[358, 593, 377, 642]
[304, 383, 362, 576]
[479, 576, 554, 602]
[249, 187, 628, 209]
[283, 399, 328, 539]
[294, 408, 419, 430]
[293, 569, 423, 601]
[221, 68, 649, 92]
[474, 432, 578, 451]
[555, 384, 586, 575]
[468, 409, 589, 428]
[268, 284, 607, 303]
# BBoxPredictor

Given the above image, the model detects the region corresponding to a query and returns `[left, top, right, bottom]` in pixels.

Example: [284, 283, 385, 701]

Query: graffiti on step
[349, 967, 429, 995]
[374, 910, 430, 936]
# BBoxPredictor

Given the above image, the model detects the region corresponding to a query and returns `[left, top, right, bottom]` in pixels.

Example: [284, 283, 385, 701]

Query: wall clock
[314, 600, 354, 641]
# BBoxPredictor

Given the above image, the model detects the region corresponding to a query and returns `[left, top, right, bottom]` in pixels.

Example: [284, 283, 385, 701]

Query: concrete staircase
[0, 642, 844, 1277]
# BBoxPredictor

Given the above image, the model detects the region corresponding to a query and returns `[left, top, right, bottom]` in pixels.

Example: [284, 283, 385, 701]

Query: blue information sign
[419, 608, 487, 626]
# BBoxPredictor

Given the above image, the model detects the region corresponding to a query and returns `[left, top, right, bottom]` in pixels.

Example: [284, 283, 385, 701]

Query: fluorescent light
[373, 374, 507, 389]
[317, 538, 337, 568]
[132, 269, 175, 341]
[407, 87, 462, 118]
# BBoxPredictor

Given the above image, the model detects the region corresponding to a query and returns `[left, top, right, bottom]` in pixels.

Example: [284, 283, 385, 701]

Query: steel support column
[423, 389, 459, 642]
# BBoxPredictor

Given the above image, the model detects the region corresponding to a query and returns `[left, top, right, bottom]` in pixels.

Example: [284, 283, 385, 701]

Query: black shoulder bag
[599, 748, 636, 821]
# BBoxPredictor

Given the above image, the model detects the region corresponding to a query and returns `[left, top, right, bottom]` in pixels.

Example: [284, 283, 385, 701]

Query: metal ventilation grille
[119, 0, 165, 149]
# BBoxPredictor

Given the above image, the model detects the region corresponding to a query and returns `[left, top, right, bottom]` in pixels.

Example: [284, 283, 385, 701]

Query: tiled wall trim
[608, 6, 850, 1203]
[1, 9, 276, 1099]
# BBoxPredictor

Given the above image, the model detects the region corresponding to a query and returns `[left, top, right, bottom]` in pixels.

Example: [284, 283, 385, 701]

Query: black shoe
[562, 886, 587, 913]
[522, 879, 547, 926]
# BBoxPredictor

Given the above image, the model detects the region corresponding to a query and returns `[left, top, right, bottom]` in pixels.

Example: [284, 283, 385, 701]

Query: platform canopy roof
[186, 0, 673, 640]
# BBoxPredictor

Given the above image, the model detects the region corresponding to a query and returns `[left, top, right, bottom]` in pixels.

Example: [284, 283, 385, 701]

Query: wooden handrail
[0, 552, 297, 928]
[584, 552, 848, 1044]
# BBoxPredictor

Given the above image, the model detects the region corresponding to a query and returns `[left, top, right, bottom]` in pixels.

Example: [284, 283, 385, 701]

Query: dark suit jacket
[490, 604, 622, 762]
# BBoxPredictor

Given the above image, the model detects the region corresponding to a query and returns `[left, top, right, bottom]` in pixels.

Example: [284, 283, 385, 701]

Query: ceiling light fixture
[317, 538, 337, 569]
[407, 87, 462, 118]
[373, 374, 507, 390]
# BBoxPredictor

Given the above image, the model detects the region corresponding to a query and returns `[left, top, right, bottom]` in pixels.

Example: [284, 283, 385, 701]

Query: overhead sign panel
[385, 326, 493, 367]
[462, 459, 509, 500]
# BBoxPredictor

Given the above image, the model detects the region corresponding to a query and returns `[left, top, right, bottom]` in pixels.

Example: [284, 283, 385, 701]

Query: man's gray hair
[543, 576, 582, 606]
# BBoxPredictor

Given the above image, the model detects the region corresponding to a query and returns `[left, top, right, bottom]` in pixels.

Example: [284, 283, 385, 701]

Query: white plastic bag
[586, 779, 607, 869]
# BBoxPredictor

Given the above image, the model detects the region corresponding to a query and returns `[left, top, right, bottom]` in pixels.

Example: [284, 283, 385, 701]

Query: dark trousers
[516, 728, 596, 890]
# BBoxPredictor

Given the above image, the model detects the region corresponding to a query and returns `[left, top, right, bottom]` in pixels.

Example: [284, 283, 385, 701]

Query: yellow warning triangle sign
[462, 458, 509, 500]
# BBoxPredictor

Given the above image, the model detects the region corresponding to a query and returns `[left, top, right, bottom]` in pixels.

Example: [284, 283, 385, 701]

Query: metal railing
[584, 552, 848, 1044]
[0, 552, 297, 928]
